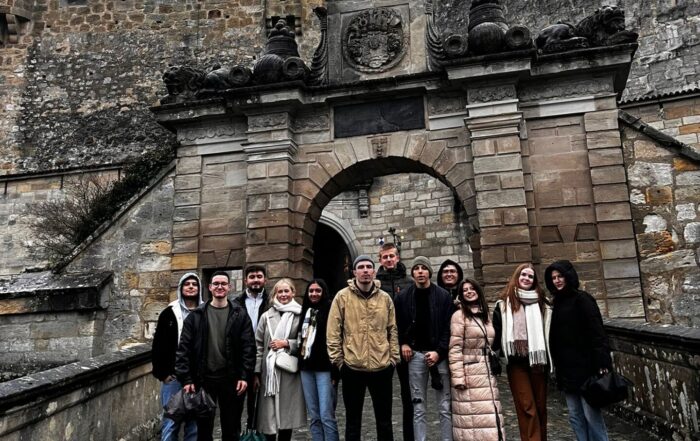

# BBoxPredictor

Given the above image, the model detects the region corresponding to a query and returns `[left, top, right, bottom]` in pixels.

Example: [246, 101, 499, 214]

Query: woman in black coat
[545, 260, 612, 441]
[296, 279, 340, 441]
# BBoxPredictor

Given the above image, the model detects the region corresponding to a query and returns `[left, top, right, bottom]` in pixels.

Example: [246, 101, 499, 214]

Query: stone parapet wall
[0, 344, 159, 441]
[620, 97, 700, 326]
[0, 271, 112, 380]
[607, 319, 700, 440]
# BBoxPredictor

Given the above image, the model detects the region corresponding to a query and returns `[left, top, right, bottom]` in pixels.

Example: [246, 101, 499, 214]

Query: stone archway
[241, 138, 488, 290]
[319, 211, 362, 260]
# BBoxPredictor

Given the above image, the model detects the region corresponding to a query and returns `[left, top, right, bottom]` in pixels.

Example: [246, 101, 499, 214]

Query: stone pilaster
[584, 109, 644, 318]
[465, 90, 532, 298]
[244, 110, 310, 287]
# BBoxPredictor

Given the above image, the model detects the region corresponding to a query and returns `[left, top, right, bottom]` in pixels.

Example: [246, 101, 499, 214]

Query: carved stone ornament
[535, 6, 638, 54]
[343, 8, 406, 73]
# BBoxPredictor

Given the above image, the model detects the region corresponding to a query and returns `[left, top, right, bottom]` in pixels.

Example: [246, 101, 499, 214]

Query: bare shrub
[24, 174, 115, 263]
[24, 146, 176, 266]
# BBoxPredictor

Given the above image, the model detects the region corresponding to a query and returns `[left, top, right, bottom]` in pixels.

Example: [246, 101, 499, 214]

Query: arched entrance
[312, 222, 352, 296]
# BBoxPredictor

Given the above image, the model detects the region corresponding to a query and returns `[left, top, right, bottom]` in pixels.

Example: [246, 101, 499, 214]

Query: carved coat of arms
[343, 8, 406, 72]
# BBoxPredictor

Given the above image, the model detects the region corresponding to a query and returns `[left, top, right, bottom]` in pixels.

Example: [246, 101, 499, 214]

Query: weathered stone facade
[620, 96, 700, 326]
[0, 0, 696, 361]
[0, 0, 697, 176]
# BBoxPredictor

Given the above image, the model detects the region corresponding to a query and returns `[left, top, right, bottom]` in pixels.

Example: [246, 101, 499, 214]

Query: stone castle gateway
[0, 0, 699, 439]
[152, 4, 644, 318]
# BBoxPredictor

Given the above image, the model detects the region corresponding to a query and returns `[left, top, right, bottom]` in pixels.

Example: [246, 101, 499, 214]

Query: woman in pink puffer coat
[449, 278, 505, 441]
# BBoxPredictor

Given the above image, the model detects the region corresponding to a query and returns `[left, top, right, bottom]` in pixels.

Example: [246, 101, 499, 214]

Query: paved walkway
[210, 376, 659, 441]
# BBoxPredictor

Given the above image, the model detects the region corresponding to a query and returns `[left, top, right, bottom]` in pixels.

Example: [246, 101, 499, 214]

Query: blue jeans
[161, 378, 197, 441]
[565, 392, 609, 441]
[407, 353, 452, 441]
[301, 370, 339, 441]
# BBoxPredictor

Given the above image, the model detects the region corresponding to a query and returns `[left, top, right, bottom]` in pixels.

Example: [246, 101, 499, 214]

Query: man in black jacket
[395, 256, 454, 441]
[376, 243, 411, 300]
[375, 243, 413, 441]
[229, 264, 268, 430]
[176, 271, 256, 441]
[152, 272, 203, 441]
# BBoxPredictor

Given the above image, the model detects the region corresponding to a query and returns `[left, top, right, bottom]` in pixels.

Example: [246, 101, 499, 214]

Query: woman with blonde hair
[493, 263, 552, 441]
[254, 278, 306, 441]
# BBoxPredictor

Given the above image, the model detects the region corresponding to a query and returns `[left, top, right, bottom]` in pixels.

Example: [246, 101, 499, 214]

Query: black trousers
[197, 377, 245, 441]
[396, 361, 415, 441]
[341, 365, 394, 441]
[264, 430, 292, 441]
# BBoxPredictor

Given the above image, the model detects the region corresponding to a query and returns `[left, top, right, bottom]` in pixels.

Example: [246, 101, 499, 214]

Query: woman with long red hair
[492, 263, 552, 441]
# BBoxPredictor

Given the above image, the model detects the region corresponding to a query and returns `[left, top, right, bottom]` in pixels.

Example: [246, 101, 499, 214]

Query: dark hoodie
[545, 260, 612, 392]
[437, 259, 464, 302]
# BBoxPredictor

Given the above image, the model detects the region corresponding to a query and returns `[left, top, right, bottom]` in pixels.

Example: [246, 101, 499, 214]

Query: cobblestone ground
[210, 376, 659, 441]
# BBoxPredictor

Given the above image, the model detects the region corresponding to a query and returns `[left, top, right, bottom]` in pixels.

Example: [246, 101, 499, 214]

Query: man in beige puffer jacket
[327, 255, 400, 441]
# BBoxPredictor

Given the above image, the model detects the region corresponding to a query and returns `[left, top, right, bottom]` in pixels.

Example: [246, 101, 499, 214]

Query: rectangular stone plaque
[334, 96, 425, 138]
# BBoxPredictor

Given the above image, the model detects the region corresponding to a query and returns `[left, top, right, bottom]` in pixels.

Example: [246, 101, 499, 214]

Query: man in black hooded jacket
[437, 259, 464, 304]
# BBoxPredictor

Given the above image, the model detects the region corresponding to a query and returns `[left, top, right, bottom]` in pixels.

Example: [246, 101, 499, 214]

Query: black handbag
[183, 388, 217, 418]
[486, 347, 502, 376]
[580, 371, 633, 408]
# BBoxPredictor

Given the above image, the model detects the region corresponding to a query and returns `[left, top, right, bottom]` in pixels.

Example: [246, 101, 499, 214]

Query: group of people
[152, 243, 614, 441]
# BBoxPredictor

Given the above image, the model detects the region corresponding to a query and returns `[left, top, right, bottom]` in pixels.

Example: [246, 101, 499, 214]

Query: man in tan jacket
[327, 254, 400, 441]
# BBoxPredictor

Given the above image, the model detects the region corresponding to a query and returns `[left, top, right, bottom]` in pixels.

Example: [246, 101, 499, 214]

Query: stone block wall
[323, 172, 474, 277]
[63, 168, 176, 350]
[522, 98, 644, 319]
[0, 168, 120, 276]
[501, 0, 700, 101]
[620, 97, 700, 326]
[0, 0, 697, 178]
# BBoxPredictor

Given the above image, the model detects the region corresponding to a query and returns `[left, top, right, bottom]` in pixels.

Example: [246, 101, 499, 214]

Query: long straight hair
[499, 263, 547, 313]
[458, 278, 490, 323]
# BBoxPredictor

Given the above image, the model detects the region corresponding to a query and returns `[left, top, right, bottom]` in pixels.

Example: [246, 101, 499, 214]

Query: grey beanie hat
[353, 254, 374, 270]
[411, 256, 433, 278]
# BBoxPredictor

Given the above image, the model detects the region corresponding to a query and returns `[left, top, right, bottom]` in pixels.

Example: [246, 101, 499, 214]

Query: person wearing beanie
[545, 260, 612, 441]
[394, 257, 455, 441]
[327, 254, 399, 441]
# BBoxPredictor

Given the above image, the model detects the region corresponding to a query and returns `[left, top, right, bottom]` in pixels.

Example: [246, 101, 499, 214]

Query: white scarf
[300, 308, 318, 360]
[503, 289, 548, 366]
[265, 299, 302, 397]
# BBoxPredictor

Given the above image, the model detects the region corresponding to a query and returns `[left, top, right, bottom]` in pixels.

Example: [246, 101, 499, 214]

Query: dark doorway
[313, 223, 352, 296]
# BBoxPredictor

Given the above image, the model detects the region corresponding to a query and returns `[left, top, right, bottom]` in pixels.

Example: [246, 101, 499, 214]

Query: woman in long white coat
[255, 278, 306, 441]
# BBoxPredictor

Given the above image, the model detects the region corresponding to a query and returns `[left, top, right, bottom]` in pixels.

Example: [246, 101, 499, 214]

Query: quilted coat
[448, 309, 505, 441]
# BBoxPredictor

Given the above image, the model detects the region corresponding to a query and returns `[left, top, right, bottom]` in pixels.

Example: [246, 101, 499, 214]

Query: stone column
[244, 110, 311, 286]
[584, 109, 644, 318]
[465, 85, 532, 298]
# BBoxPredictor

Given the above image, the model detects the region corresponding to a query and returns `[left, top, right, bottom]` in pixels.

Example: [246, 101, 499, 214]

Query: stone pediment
[157, 2, 638, 106]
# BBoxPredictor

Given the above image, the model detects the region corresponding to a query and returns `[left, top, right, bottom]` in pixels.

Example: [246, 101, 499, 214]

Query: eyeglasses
[211, 282, 229, 287]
